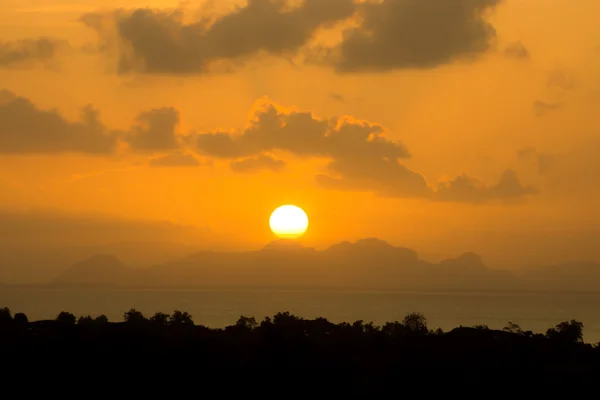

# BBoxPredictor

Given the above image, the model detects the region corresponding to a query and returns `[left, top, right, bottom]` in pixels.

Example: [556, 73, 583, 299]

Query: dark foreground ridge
[1, 307, 599, 386]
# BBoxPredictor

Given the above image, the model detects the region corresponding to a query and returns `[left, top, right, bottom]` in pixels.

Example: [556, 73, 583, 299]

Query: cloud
[67, 166, 142, 183]
[0, 208, 211, 247]
[534, 100, 562, 116]
[434, 169, 537, 204]
[81, 0, 356, 74]
[517, 147, 561, 175]
[517, 146, 537, 162]
[0, 90, 185, 154]
[125, 107, 181, 151]
[196, 101, 411, 161]
[517, 147, 569, 178]
[0, 37, 68, 68]
[504, 41, 529, 59]
[0, 88, 534, 204]
[195, 97, 533, 203]
[149, 151, 201, 167]
[316, 162, 432, 198]
[82, 0, 504, 75]
[330, 92, 344, 102]
[230, 154, 285, 173]
[316, 0, 502, 72]
[0, 90, 117, 154]
[547, 69, 577, 91]
[195, 99, 415, 187]
[515, 145, 600, 199]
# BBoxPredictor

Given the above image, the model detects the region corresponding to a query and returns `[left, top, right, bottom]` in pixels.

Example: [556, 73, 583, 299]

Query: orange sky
[1, 0, 600, 268]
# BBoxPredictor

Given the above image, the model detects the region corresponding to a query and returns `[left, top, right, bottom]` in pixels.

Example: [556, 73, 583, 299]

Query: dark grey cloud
[195, 102, 415, 192]
[81, 0, 356, 74]
[82, 0, 505, 75]
[0, 90, 117, 154]
[319, 0, 502, 73]
[504, 41, 529, 59]
[149, 151, 200, 167]
[125, 107, 180, 151]
[197, 104, 410, 161]
[0, 37, 68, 68]
[434, 169, 537, 204]
[0, 87, 534, 204]
[316, 160, 432, 198]
[195, 99, 533, 203]
[230, 154, 285, 173]
[0, 90, 184, 154]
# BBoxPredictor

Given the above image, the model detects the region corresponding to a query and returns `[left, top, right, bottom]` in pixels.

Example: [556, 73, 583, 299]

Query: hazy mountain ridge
[51, 237, 600, 291]
[520, 260, 600, 291]
[52, 238, 524, 290]
[57, 254, 137, 286]
[0, 210, 216, 283]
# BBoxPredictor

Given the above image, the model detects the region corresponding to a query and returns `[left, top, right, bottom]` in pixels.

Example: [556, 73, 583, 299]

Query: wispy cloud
[67, 165, 143, 183]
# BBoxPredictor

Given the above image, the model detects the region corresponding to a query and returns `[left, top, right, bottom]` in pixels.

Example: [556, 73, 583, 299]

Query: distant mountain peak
[73, 254, 126, 267]
[55, 254, 132, 285]
[323, 238, 418, 263]
[262, 239, 308, 251]
[354, 237, 395, 249]
[326, 238, 393, 252]
[439, 252, 486, 270]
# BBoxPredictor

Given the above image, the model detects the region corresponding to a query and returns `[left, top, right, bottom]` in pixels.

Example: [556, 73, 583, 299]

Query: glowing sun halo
[269, 205, 309, 239]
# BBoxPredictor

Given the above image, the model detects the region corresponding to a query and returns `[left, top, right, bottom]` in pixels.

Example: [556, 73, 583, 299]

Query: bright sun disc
[269, 205, 309, 239]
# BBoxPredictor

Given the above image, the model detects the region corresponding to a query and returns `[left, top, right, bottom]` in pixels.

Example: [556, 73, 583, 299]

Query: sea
[2, 287, 600, 343]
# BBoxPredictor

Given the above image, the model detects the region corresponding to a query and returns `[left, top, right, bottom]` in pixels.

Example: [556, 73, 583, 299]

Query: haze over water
[3, 287, 600, 343]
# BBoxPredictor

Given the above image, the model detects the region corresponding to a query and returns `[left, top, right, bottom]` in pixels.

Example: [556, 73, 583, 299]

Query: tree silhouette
[0, 307, 597, 382]
[151, 312, 170, 326]
[236, 316, 258, 330]
[260, 316, 272, 328]
[546, 319, 584, 343]
[363, 321, 380, 333]
[169, 310, 194, 327]
[13, 312, 28, 325]
[95, 315, 109, 324]
[56, 311, 76, 325]
[402, 312, 428, 333]
[78, 315, 109, 325]
[382, 321, 405, 337]
[78, 315, 94, 324]
[0, 307, 12, 325]
[272, 311, 302, 326]
[503, 321, 524, 334]
[123, 308, 146, 323]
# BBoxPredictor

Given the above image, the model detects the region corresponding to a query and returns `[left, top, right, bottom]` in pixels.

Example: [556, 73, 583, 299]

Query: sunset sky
[1, 0, 600, 269]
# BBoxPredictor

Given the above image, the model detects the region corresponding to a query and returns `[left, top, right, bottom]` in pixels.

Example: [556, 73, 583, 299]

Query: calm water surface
[2, 288, 600, 343]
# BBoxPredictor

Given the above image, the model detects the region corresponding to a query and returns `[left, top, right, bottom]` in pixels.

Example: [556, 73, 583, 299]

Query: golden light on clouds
[0, 0, 600, 271]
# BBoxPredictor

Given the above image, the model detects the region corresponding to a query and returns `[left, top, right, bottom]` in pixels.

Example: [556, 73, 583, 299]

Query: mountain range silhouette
[49, 237, 600, 291]
[53, 238, 551, 290]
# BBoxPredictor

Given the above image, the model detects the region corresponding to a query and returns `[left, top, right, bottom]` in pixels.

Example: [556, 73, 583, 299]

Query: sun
[269, 205, 309, 239]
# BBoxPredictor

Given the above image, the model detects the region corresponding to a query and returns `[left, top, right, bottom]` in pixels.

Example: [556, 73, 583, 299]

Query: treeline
[0, 306, 589, 342]
[1, 306, 599, 379]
